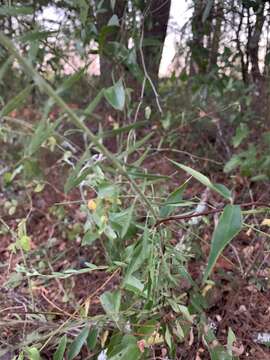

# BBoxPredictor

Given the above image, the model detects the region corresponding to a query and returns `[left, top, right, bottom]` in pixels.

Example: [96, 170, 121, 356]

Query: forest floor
[1, 103, 270, 360]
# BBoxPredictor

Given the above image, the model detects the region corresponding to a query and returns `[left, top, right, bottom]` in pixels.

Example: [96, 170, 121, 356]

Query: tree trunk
[97, 0, 126, 87]
[247, 2, 266, 83]
[190, 0, 213, 75]
[209, 1, 224, 70]
[142, 0, 171, 86]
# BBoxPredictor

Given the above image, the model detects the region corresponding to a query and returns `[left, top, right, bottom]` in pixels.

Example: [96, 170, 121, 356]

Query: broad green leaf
[203, 205, 242, 283]
[82, 231, 99, 246]
[26, 347, 41, 360]
[19, 235, 31, 252]
[100, 290, 121, 323]
[67, 326, 89, 360]
[108, 336, 141, 360]
[224, 155, 242, 173]
[53, 335, 67, 360]
[87, 328, 98, 350]
[0, 6, 33, 16]
[123, 275, 146, 297]
[104, 79, 125, 111]
[170, 160, 232, 200]
[0, 85, 33, 117]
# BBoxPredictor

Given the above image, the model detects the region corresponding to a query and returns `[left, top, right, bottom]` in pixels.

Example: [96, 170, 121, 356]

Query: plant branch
[0, 33, 157, 220]
[155, 202, 269, 227]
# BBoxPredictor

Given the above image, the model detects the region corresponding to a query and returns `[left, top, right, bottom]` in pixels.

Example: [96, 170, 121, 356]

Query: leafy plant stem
[0, 33, 157, 221]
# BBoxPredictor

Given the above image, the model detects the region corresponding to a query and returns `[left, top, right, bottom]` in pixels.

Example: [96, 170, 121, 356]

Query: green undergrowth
[0, 34, 270, 360]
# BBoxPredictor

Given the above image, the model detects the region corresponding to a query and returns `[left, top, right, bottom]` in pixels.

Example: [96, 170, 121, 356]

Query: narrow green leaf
[26, 120, 53, 156]
[104, 79, 125, 111]
[53, 335, 67, 360]
[0, 85, 33, 117]
[160, 181, 188, 217]
[20, 30, 57, 43]
[203, 205, 242, 283]
[0, 6, 33, 16]
[170, 160, 232, 200]
[87, 328, 98, 350]
[67, 326, 89, 360]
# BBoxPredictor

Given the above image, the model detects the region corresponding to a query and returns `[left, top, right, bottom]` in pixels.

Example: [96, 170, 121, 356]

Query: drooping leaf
[104, 79, 125, 111]
[0, 85, 33, 117]
[53, 335, 67, 360]
[170, 160, 232, 200]
[203, 205, 242, 283]
[67, 326, 89, 360]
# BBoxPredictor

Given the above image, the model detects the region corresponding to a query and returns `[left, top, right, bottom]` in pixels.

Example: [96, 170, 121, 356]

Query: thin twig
[155, 202, 269, 227]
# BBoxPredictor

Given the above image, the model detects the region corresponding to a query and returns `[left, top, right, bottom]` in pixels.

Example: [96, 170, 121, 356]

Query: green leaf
[203, 205, 242, 283]
[26, 120, 54, 156]
[224, 155, 242, 173]
[20, 30, 57, 43]
[170, 160, 232, 200]
[53, 335, 67, 360]
[100, 290, 121, 323]
[26, 347, 41, 360]
[232, 123, 249, 148]
[19, 235, 31, 252]
[123, 229, 150, 284]
[160, 181, 188, 217]
[87, 328, 98, 350]
[0, 6, 33, 16]
[0, 85, 33, 117]
[82, 231, 99, 246]
[108, 336, 141, 360]
[67, 326, 89, 360]
[227, 327, 236, 356]
[104, 79, 125, 110]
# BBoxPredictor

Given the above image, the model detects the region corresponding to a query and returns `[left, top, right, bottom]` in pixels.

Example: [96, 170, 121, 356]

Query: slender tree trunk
[247, 2, 266, 83]
[142, 0, 171, 86]
[97, 0, 126, 87]
[209, 1, 223, 70]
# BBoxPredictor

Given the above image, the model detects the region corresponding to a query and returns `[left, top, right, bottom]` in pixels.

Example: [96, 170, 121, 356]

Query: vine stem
[0, 33, 157, 220]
